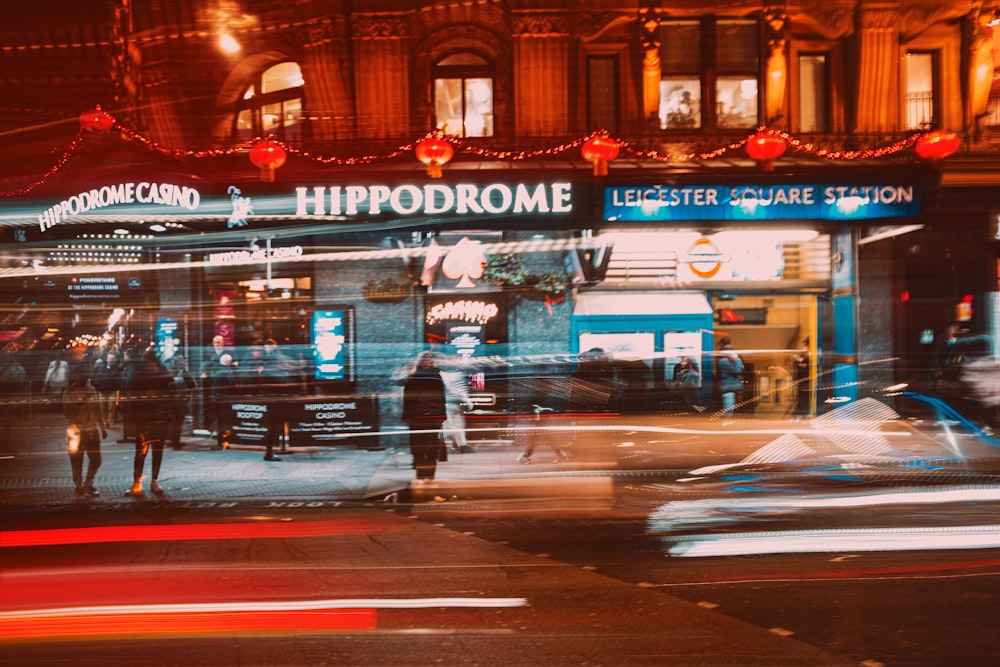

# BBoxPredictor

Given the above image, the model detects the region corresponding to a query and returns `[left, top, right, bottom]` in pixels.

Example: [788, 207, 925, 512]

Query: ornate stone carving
[513, 13, 570, 37]
[291, 16, 345, 48]
[353, 16, 409, 39]
[858, 6, 900, 31]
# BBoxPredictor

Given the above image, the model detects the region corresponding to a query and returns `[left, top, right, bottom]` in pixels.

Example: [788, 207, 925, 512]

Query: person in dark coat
[116, 347, 142, 442]
[166, 354, 197, 449]
[63, 367, 106, 498]
[401, 351, 448, 483]
[122, 349, 177, 496]
[91, 349, 122, 430]
[0, 347, 28, 454]
[716, 336, 745, 416]
[207, 352, 237, 449]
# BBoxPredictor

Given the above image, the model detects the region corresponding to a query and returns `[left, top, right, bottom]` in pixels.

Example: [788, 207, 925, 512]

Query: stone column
[297, 16, 353, 142]
[639, 8, 661, 125]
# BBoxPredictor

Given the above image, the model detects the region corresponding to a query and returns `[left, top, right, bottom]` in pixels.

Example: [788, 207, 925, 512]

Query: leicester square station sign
[604, 183, 921, 222]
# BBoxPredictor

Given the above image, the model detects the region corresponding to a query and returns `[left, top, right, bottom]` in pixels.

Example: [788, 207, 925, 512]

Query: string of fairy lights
[0, 106, 946, 199]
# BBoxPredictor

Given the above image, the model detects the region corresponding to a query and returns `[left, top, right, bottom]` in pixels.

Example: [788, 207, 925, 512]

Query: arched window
[234, 61, 305, 141]
[433, 52, 494, 137]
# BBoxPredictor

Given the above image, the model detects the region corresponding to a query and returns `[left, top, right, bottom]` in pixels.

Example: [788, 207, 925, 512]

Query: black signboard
[223, 400, 274, 446]
[287, 396, 378, 446]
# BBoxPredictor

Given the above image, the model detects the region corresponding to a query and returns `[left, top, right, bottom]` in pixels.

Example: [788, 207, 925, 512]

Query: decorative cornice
[353, 16, 409, 39]
[291, 16, 346, 48]
[512, 13, 570, 37]
[858, 6, 901, 31]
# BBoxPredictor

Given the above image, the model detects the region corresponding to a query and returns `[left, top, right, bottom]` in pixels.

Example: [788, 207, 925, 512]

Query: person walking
[401, 351, 448, 483]
[716, 336, 744, 417]
[672, 356, 704, 412]
[439, 356, 474, 453]
[63, 368, 107, 498]
[122, 349, 176, 496]
[116, 347, 142, 442]
[91, 349, 122, 430]
[258, 338, 298, 461]
[0, 347, 28, 455]
[166, 354, 197, 449]
[205, 347, 237, 449]
[42, 351, 70, 407]
[792, 338, 810, 417]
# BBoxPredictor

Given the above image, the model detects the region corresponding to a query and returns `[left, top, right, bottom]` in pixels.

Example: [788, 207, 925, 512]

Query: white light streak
[669, 525, 1000, 557]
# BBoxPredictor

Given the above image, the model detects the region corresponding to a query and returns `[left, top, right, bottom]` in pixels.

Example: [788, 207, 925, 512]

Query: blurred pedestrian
[0, 347, 27, 454]
[117, 347, 142, 442]
[259, 338, 298, 461]
[716, 336, 744, 417]
[207, 352, 237, 449]
[672, 356, 704, 412]
[92, 349, 122, 430]
[42, 351, 70, 405]
[792, 338, 810, 417]
[439, 356, 474, 453]
[63, 367, 106, 498]
[401, 351, 447, 483]
[122, 349, 176, 496]
[167, 354, 197, 450]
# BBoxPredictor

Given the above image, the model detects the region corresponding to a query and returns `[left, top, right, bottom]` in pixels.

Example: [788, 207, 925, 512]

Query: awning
[573, 291, 712, 316]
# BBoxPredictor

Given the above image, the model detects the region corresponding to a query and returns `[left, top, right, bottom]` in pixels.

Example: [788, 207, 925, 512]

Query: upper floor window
[798, 53, 829, 132]
[434, 52, 494, 137]
[234, 61, 305, 141]
[658, 18, 759, 130]
[904, 52, 936, 130]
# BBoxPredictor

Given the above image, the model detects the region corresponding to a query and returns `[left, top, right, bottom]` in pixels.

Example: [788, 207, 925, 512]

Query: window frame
[432, 51, 496, 138]
[232, 61, 306, 141]
[657, 16, 762, 132]
[903, 50, 939, 131]
[795, 51, 830, 133]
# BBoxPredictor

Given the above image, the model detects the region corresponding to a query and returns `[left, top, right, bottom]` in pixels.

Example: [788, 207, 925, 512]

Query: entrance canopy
[573, 291, 712, 317]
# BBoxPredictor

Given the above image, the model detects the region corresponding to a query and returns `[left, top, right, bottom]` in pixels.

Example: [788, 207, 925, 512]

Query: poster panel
[286, 396, 379, 446]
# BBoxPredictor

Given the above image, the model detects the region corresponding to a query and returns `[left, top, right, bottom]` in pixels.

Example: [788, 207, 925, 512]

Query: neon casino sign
[425, 300, 500, 326]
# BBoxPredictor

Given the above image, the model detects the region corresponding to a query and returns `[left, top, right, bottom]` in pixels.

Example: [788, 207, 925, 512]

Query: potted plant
[361, 278, 411, 303]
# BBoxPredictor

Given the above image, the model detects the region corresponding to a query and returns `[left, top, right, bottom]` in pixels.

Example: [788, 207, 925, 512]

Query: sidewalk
[0, 411, 623, 509]
[0, 405, 972, 510]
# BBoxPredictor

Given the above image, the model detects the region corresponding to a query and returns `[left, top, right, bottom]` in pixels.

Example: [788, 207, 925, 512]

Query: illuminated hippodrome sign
[38, 182, 201, 231]
[295, 183, 573, 217]
[604, 184, 919, 222]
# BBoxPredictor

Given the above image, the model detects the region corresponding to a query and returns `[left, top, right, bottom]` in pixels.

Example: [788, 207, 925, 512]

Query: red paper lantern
[79, 105, 115, 132]
[745, 131, 786, 171]
[248, 140, 287, 182]
[414, 137, 454, 178]
[915, 130, 960, 161]
[580, 136, 620, 176]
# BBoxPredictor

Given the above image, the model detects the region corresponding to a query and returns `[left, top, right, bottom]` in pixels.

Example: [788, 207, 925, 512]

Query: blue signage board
[604, 184, 920, 222]
[311, 307, 355, 382]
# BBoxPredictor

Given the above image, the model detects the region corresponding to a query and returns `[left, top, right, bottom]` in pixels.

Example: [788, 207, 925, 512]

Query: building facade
[1, 1, 998, 432]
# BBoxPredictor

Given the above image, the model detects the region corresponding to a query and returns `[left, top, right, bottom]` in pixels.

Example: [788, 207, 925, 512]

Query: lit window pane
[261, 62, 304, 94]
[262, 102, 282, 132]
[435, 78, 464, 136]
[236, 109, 254, 136]
[282, 98, 302, 141]
[464, 78, 493, 137]
[439, 53, 488, 66]
[905, 53, 934, 130]
[717, 77, 758, 128]
[659, 78, 700, 129]
[798, 54, 827, 132]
